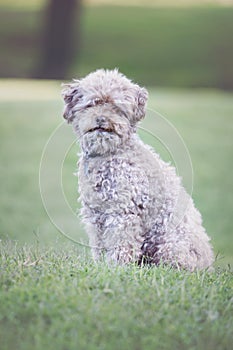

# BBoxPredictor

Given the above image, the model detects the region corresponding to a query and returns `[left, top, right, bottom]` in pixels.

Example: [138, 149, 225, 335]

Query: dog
[62, 69, 214, 271]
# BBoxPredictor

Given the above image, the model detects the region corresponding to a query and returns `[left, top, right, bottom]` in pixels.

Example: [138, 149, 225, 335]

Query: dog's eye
[86, 98, 102, 108]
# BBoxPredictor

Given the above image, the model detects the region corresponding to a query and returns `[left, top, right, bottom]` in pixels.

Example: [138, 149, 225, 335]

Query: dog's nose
[96, 116, 106, 124]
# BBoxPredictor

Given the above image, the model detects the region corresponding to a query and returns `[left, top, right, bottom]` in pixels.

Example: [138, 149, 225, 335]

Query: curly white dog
[62, 69, 214, 271]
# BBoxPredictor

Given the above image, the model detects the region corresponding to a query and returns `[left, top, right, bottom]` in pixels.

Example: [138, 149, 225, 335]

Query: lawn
[0, 243, 232, 350]
[0, 80, 233, 349]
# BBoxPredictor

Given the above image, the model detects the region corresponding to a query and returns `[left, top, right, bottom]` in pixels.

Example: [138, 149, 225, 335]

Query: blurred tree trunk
[36, 0, 81, 79]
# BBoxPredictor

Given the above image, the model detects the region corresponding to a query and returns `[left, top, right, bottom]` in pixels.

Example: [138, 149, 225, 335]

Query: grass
[0, 80, 233, 349]
[0, 5, 233, 88]
[0, 242, 233, 350]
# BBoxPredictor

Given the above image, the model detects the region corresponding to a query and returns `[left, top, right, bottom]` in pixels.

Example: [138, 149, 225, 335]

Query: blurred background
[0, 0, 233, 88]
[0, 0, 233, 265]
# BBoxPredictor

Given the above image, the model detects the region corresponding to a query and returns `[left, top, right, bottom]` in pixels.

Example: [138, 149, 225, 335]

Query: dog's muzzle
[85, 116, 114, 134]
[86, 127, 114, 134]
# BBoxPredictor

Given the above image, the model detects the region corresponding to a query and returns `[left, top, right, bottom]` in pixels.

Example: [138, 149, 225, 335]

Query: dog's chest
[78, 156, 150, 213]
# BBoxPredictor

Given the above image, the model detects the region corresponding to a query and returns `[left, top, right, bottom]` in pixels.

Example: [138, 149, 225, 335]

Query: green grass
[0, 5, 233, 88]
[0, 80, 233, 349]
[0, 242, 232, 350]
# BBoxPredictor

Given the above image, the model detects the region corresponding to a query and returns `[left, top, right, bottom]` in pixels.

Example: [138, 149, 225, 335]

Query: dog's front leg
[82, 221, 105, 262]
[102, 214, 144, 265]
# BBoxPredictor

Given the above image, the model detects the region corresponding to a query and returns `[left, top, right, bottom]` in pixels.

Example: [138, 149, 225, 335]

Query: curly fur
[62, 68, 214, 271]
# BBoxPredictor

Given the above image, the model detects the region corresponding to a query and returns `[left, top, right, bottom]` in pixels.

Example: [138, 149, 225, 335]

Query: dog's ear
[62, 81, 81, 123]
[134, 87, 148, 122]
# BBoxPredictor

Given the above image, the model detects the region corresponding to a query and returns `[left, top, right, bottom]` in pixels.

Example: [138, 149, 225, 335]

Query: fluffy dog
[62, 69, 214, 271]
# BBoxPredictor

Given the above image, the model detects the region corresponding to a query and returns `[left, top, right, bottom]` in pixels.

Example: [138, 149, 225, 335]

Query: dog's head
[62, 69, 148, 157]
